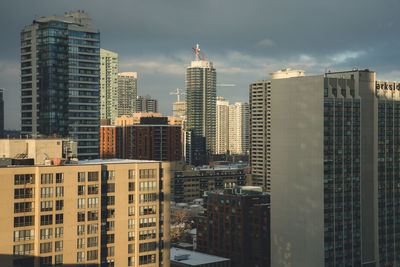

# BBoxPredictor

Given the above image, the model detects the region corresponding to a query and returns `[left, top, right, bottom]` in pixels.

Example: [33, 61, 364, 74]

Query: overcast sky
[1, 0, 400, 129]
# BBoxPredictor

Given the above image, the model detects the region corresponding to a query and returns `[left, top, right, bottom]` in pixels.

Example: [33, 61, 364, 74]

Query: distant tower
[136, 95, 158, 113]
[216, 97, 229, 154]
[229, 102, 249, 154]
[118, 72, 137, 116]
[186, 44, 216, 165]
[0, 88, 3, 138]
[100, 49, 119, 123]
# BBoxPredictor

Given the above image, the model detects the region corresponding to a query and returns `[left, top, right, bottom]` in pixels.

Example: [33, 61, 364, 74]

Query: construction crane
[170, 88, 186, 102]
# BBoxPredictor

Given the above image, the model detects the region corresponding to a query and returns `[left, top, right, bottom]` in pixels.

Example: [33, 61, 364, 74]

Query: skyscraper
[269, 69, 400, 266]
[216, 97, 229, 154]
[20, 11, 100, 159]
[100, 49, 119, 124]
[229, 102, 249, 155]
[0, 88, 4, 138]
[186, 44, 216, 165]
[249, 69, 304, 189]
[118, 72, 137, 116]
[136, 95, 157, 113]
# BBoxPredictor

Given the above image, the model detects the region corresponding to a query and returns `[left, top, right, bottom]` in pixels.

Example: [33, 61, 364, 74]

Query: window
[128, 231, 135, 241]
[107, 209, 115, 219]
[88, 172, 99, 181]
[87, 250, 98, 261]
[128, 256, 135, 266]
[56, 214, 63, 224]
[55, 227, 63, 238]
[107, 170, 115, 180]
[128, 219, 135, 229]
[55, 254, 63, 265]
[41, 201, 53, 212]
[77, 238, 85, 249]
[56, 200, 64, 211]
[129, 194, 135, 204]
[13, 243, 34, 255]
[56, 186, 64, 197]
[78, 212, 85, 222]
[87, 237, 98, 247]
[107, 196, 115, 205]
[128, 169, 135, 179]
[39, 215, 52, 226]
[88, 211, 99, 221]
[40, 228, 52, 240]
[139, 193, 157, 203]
[87, 223, 98, 234]
[128, 244, 135, 254]
[78, 172, 85, 182]
[128, 206, 135, 216]
[107, 234, 114, 244]
[40, 242, 52, 253]
[139, 169, 156, 179]
[14, 229, 34, 241]
[106, 221, 115, 231]
[15, 188, 34, 199]
[14, 174, 35, 185]
[139, 217, 157, 228]
[139, 242, 156, 252]
[87, 197, 98, 208]
[14, 202, 33, 213]
[56, 173, 64, 183]
[78, 198, 85, 209]
[77, 251, 84, 262]
[77, 225, 85, 235]
[139, 181, 157, 191]
[41, 187, 53, 198]
[139, 254, 156, 265]
[88, 184, 99, 195]
[129, 182, 135, 192]
[107, 183, 115, 193]
[41, 173, 53, 184]
[107, 246, 115, 257]
[55, 241, 63, 252]
[139, 205, 156, 215]
[78, 185, 85, 195]
[40, 256, 52, 265]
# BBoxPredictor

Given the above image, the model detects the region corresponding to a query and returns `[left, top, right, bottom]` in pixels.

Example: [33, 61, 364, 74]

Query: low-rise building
[171, 247, 231, 267]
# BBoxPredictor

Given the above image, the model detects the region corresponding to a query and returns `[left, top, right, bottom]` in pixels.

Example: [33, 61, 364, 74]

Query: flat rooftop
[170, 247, 230, 266]
[76, 158, 160, 165]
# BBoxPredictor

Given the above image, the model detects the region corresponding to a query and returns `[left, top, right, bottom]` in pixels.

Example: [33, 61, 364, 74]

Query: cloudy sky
[1, 0, 400, 129]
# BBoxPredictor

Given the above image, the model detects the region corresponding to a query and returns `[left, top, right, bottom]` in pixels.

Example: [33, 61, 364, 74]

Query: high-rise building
[100, 49, 119, 124]
[186, 44, 216, 165]
[173, 101, 187, 128]
[228, 102, 249, 155]
[0, 159, 172, 266]
[216, 97, 229, 154]
[249, 70, 304, 189]
[136, 95, 158, 113]
[20, 11, 100, 159]
[0, 88, 4, 138]
[197, 186, 270, 267]
[118, 72, 137, 116]
[269, 69, 400, 266]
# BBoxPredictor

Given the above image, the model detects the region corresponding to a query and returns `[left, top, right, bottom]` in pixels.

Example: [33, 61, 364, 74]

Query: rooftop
[77, 158, 159, 165]
[170, 247, 230, 266]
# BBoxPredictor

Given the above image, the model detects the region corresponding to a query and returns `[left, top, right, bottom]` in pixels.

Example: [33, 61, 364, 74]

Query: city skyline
[1, 0, 400, 129]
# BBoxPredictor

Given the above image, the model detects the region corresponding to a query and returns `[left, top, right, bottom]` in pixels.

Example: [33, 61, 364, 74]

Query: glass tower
[21, 11, 100, 159]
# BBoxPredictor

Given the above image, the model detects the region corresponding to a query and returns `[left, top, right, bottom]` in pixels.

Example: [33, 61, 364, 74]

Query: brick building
[196, 186, 270, 267]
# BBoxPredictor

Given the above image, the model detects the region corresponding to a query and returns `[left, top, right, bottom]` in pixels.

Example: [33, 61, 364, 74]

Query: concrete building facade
[216, 97, 229, 154]
[136, 95, 158, 113]
[100, 49, 119, 124]
[0, 159, 172, 267]
[228, 102, 249, 155]
[20, 11, 100, 159]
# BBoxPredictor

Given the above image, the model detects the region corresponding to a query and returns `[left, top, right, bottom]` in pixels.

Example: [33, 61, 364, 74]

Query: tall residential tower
[186, 44, 216, 165]
[118, 72, 137, 116]
[100, 49, 119, 124]
[20, 11, 100, 159]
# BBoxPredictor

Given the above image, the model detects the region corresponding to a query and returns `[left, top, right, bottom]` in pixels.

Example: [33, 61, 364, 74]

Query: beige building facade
[0, 159, 172, 267]
[100, 49, 119, 124]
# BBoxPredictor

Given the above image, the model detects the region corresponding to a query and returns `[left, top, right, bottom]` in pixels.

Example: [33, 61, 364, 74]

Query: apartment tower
[228, 102, 249, 155]
[136, 95, 158, 113]
[216, 97, 229, 154]
[20, 11, 100, 159]
[186, 44, 216, 165]
[100, 49, 119, 124]
[118, 72, 137, 116]
[0, 159, 172, 266]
